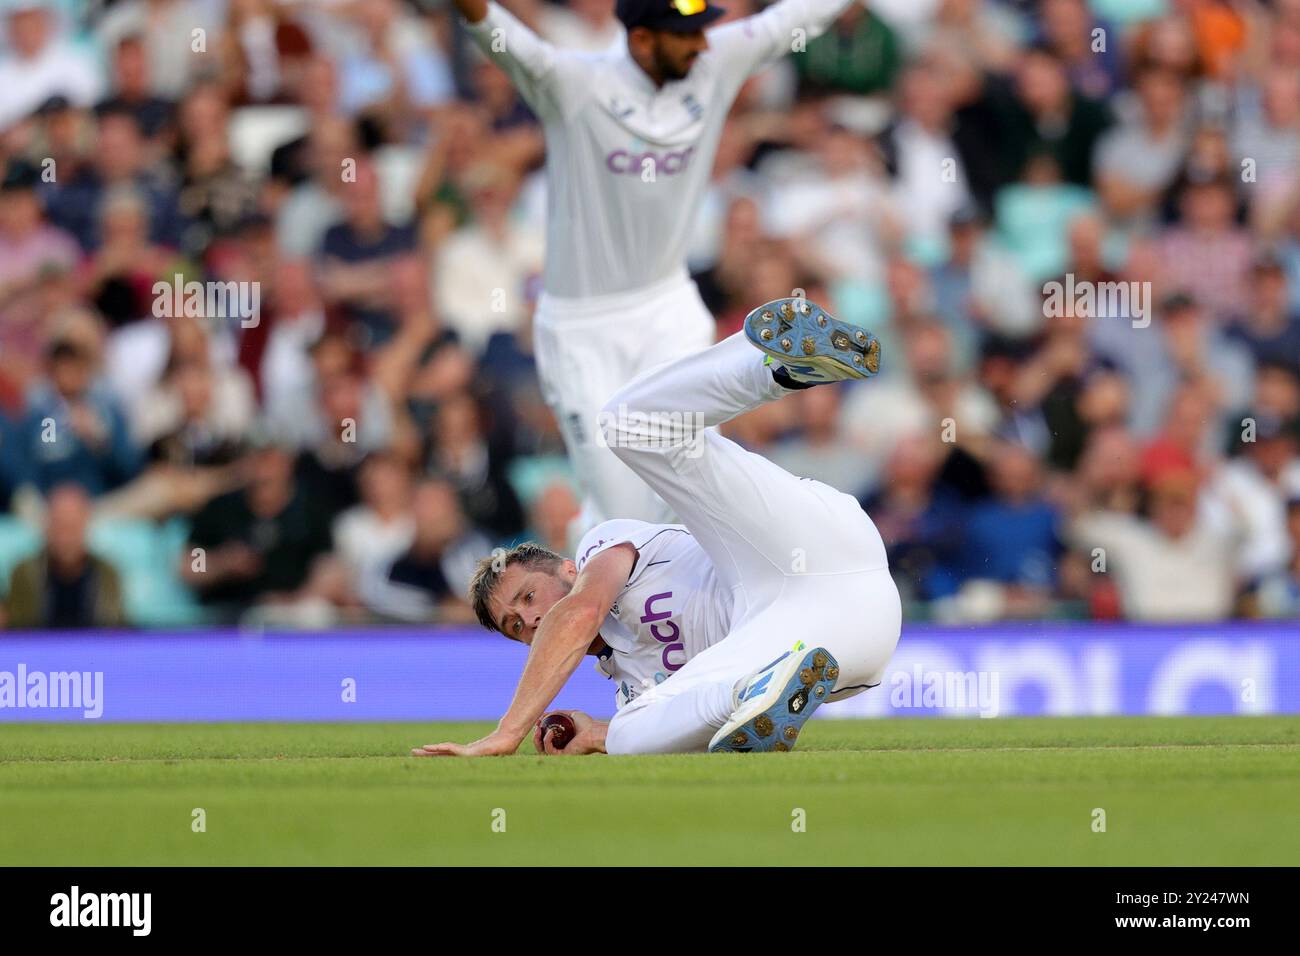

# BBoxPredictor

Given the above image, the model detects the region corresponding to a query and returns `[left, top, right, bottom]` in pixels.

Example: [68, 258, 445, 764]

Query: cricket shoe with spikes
[745, 296, 881, 385]
[708, 643, 841, 753]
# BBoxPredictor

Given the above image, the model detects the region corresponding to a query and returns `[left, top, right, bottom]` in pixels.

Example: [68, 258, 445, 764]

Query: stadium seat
[87, 517, 207, 627]
[0, 516, 41, 599]
[228, 105, 310, 175]
[508, 455, 577, 507]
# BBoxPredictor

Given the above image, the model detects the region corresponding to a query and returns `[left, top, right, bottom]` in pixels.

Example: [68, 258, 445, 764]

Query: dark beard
[655, 47, 692, 83]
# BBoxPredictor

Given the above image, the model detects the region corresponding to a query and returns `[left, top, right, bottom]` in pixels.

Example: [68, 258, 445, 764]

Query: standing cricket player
[413, 297, 899, 756]
[451, 0, 871, 527]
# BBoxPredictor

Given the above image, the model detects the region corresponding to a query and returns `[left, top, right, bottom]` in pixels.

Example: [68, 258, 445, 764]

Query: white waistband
[537, 269, 694, 322]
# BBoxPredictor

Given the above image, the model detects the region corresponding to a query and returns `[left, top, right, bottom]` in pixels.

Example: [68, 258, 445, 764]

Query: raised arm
[412, 543, 637, 757]
[708, 0, 863, 81]
[455, 0, 571, 120]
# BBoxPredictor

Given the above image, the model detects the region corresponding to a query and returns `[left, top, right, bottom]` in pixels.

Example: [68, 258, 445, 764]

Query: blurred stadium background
[1, 0, 1298, 723]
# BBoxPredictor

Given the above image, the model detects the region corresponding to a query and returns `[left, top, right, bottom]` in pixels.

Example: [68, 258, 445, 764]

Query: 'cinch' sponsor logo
[605, 146, 696, 176]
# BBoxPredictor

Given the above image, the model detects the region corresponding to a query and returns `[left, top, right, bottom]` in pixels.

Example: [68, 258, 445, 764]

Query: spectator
[1095, 292, 1254, 439]
[427, 391, 526, 542]
[1094, 65, 1190, 225]
[1071, 469, 1237, 620]
[0, 0, 103, 130]
[20, 329, 141, 496]
[5, 483, 125, 629]
[174, 82, 259, 251]
[843, 321, 999, 493]
[0, 159, 82, 408]
[130, 316, 256, 463]
[1204, 413, 1300, 580]
[433, 162, 543, 354]
[1159, 174, 1254, 324]
[860, 434, 966, 603]
[360, 477, 488, 623]
[331, 450, 416, 579]
[793, 2, 901, 97]
[181, 438, 333, 621]
[97, 32, 175, 140]
[880, 59, 973, 262]
[96, 0, 217, 100]
[768, 384, 869, 496]
[1233, 65, 1300, 218]
[928, 205, 1037, 350]
[334, 0, 455, 119]
[1005, 45, 1112, 190]
[1225, 252, 1300, 376]
[316, 158, 418, 349]
[953, 440, 1063, 614]
[1245, 493, 1300, 617]
[527, 479, 581, 554]
[43, 105, 188, 253]
[764, 118, 898, 287]
[1039, 0, 1122, 100]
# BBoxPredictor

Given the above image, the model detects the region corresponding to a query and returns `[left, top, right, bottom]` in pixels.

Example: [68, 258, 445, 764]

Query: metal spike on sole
[754, 714, 775, 737]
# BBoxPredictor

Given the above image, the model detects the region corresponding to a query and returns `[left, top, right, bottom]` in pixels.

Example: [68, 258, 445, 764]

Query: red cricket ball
[538, 712, 577, 751]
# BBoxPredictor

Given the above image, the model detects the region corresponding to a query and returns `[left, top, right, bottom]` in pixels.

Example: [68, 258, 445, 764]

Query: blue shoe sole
[710, 647, 840, 753]
[744, 298, 880, 381]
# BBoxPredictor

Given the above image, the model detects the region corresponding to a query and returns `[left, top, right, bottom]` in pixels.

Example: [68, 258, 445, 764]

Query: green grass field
[1, 716, 1297, 866]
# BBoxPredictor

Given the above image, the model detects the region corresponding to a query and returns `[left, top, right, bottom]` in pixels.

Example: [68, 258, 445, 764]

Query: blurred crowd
[1, 0, 1299, 629]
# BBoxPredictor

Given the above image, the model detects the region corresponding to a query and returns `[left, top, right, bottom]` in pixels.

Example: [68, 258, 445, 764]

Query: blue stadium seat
[0, 517, 41, 599]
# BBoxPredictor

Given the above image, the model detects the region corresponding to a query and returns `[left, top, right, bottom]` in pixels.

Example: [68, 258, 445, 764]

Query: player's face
[490, 562, 577, 645]
[650, 28, 709, 82]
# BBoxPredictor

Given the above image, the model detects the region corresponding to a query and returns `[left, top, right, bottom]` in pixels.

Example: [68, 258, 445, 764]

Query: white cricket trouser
[533, 270, 715, 531]
[600, 332, 902, 755]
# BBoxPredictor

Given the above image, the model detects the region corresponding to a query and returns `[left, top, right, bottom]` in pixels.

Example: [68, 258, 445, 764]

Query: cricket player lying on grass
[412, 298, 901, 756]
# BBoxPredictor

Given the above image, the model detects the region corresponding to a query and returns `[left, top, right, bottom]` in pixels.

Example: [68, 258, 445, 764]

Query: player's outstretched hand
[411, 731, 518, 758]
[535, 711, 607, 756]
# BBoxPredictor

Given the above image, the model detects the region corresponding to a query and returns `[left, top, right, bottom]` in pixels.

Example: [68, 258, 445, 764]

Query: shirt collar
[612, 43, 660, 99]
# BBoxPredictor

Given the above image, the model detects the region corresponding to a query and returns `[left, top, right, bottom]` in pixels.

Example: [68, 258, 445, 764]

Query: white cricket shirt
[463, 0, 856, 298]
[575, 518, 734, 708]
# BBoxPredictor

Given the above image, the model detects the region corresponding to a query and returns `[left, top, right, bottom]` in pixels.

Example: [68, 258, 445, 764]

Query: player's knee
[603, 715, 634, 755]
[597, 394, 655, 460]
[596, 399, 632, 458]
[604, 708, 652, 755]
